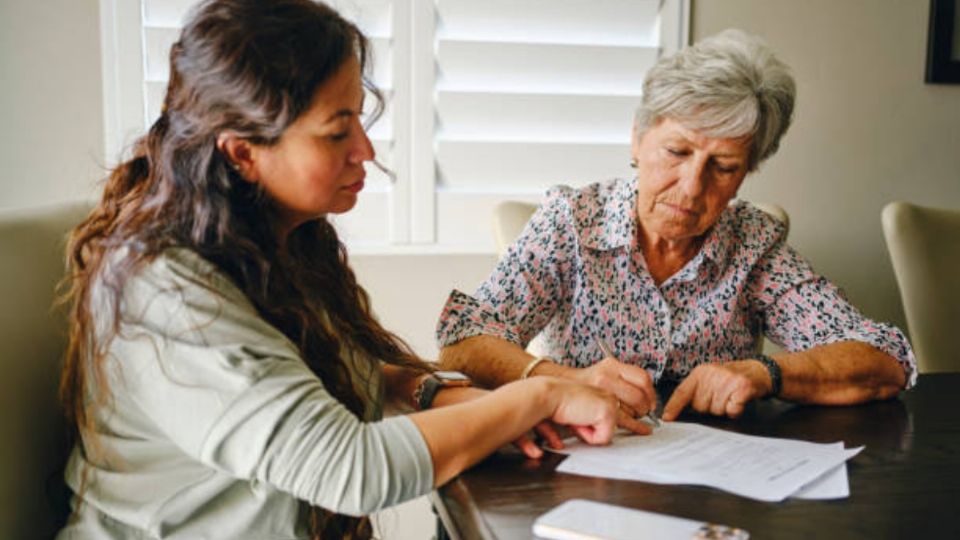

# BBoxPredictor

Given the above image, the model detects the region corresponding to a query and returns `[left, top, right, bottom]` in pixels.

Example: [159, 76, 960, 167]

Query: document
[791, 462, 849, 500]
[554, 422, 862, 502]
[789, 443, 850, 500]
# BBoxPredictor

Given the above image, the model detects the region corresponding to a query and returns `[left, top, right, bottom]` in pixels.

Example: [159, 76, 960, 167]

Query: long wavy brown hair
[59, 1, 430, 538]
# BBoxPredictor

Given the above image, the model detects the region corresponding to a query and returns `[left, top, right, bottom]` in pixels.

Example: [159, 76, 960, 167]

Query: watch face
[433, 370, 472, 387]
[434, 370, 470, 382]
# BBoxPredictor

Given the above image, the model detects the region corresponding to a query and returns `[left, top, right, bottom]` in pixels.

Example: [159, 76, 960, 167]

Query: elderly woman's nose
[679, 158, 708, 196]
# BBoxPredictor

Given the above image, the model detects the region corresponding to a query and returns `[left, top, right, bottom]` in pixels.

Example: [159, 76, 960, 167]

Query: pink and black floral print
[436, 177, 916, 387]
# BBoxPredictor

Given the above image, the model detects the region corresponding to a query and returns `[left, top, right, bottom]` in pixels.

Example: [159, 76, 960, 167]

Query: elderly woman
[436, 30, 915, 423]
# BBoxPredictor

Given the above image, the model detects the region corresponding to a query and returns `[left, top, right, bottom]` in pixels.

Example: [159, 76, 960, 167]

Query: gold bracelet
[520, 356, 552, 379]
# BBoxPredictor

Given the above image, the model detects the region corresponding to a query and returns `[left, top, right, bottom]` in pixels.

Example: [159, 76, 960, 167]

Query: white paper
[790, 446, 850, 500]
[554, 422, 861, 502]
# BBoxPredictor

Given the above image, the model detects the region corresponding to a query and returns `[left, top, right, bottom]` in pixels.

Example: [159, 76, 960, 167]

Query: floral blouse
[436, 177, 916, 387]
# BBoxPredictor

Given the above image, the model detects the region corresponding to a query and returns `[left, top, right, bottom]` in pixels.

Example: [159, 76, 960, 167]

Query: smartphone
[533, 499, 749, 540]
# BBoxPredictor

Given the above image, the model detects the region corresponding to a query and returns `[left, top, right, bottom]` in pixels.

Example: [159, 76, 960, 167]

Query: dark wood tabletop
[432, 373, 960, 540]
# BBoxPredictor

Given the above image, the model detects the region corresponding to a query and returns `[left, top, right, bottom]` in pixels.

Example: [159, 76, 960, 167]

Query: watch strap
[414, 375, 444, 411]
[413, 372, 471, 411]
[754, 353, 782, 397]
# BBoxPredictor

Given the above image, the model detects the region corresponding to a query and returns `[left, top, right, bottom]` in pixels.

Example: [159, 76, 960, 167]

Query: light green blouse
[57, 248, 433, 539]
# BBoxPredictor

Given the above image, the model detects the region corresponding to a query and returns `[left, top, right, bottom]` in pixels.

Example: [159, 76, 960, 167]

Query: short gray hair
[635, 29, 796, 170]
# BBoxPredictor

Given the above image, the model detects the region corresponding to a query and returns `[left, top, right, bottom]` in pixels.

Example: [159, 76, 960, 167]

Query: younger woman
[56, 1, 647, 538]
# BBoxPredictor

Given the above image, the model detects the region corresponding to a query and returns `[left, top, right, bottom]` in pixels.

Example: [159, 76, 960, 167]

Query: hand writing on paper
[572, 357, 658, 428]
[662, 360, 772, 420]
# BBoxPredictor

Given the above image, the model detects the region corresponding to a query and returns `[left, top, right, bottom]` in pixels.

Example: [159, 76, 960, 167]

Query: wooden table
[433, 373, 960, 539]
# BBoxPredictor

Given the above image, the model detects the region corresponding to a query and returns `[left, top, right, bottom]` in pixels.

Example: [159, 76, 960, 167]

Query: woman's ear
[630, 123, 642, 169]
[216, 133, 258, 183]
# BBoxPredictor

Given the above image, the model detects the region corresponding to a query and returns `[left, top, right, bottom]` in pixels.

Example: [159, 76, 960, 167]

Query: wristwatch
[413, 370, 472, 410]
[753, 353, 782, 397]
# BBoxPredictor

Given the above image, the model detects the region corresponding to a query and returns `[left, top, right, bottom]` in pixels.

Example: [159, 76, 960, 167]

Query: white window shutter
[102, 0, 687, 253]
[658, 0, 692, 57]
[431, 0, 662, 249]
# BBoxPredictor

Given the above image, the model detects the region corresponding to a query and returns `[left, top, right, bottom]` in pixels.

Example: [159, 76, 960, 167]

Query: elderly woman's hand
[661, 360, 773, 420]
[570, 357, 658, 424]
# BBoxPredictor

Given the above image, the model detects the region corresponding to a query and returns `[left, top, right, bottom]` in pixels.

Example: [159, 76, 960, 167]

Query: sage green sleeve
[109, 249, 434, 516]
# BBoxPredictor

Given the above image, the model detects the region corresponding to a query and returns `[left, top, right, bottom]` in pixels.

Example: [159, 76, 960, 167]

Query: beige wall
[351, 253, 498, 358]
[0, 0, 105, 211]
[691, 0, 960, 332]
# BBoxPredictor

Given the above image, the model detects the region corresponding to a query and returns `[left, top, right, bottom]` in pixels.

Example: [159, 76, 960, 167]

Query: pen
[597, 338, 661, 427]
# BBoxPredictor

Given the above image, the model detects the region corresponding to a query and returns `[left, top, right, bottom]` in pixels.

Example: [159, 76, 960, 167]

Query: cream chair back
[882, 201, 960, 373]
[752, 203, 790, 235]
[491, 201, 538, 257]
[0, 202, 91, 538]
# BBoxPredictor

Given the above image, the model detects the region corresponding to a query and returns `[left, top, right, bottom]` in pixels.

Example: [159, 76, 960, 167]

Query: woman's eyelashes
[329, 112, 366, 142]
[663, 146, 741, 175]
[715, 163, 740, 175]
[713, 157, 744, 175]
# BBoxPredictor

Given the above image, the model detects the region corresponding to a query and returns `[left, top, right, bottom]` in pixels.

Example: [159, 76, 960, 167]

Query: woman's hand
[661, 360, 772, 420]
[546, 377, 652, 444]
[567, 357, 658, 425]
[432, 385, 565, 459]
[410, 376, 650, 487]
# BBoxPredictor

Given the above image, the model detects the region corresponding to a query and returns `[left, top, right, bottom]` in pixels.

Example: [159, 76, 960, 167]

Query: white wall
[351, 253, 497, 358]
[0, 0, 104, 211]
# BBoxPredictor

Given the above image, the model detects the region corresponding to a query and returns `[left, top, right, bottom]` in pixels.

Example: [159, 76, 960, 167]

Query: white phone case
[532, 499, 749, 540]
